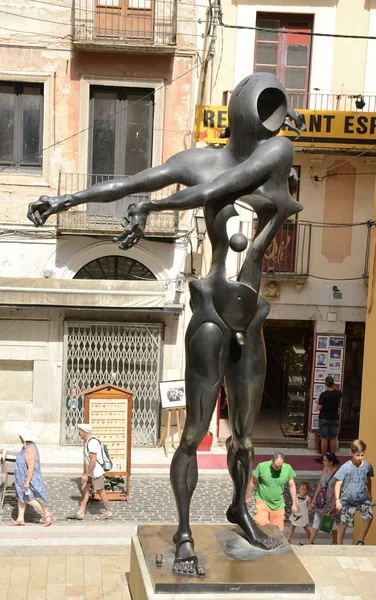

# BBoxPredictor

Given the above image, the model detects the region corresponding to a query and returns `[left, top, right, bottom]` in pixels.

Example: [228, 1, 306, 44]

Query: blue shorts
[319, 418, 339, 440]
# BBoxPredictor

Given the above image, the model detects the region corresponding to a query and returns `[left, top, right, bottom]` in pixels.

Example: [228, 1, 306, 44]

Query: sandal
[94, 512, 113, 520]
[66, 513, 84, 520]
[9, 520, 25, 526]
[43, 513, 54, 527]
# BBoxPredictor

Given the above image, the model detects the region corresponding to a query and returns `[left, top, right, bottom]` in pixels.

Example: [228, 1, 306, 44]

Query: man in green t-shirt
[246, 452, 297, 531]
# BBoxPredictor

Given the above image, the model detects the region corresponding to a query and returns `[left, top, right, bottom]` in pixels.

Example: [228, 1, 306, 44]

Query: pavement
[0, 444, 368, 599]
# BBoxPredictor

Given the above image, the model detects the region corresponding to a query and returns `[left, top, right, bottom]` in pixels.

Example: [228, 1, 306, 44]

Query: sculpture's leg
[170, 319, 230, 574]
[225, 296, 282, 550]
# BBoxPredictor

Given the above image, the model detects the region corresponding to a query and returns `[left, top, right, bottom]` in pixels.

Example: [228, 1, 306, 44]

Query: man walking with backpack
[68, 423, 112, 520]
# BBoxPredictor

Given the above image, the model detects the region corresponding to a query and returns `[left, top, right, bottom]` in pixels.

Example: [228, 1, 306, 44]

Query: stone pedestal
[129, 524, 317, 600]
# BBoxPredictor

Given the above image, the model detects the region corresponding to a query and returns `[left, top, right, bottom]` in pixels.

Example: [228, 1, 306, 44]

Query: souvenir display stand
[309, 334, 346, 433]
[84, 384, 133, 502]
[281, 346, 309, 438]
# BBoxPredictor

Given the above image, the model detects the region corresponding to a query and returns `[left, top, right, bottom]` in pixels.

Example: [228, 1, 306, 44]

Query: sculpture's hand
[27, 194, 73, 226]
[114, 202, 149, 250]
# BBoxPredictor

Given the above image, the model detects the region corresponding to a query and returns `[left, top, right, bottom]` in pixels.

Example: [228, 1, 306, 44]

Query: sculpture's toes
[172, 557, 198, 576]
[256, 537, 283, 551]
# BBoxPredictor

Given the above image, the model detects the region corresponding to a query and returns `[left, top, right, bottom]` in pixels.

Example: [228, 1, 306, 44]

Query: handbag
[316, 469, 338, 509]
[319, 514, 335, 533]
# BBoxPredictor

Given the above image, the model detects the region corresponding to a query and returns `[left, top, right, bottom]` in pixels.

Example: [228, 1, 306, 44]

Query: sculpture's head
[227, 73, 305, 141]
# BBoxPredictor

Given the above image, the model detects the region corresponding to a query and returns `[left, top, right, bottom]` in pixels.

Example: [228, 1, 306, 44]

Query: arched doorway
[63, 256, 163, 446]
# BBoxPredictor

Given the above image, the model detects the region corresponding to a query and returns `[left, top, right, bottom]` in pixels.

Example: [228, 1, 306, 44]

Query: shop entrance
[62, 321, 163, 447]
[339, 322, 364, 441]
[254, 320, 314, 442]
[218, 319, 314, 444]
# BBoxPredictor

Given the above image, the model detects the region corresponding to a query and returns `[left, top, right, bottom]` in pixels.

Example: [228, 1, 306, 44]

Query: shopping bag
[319, 515, 335, 533]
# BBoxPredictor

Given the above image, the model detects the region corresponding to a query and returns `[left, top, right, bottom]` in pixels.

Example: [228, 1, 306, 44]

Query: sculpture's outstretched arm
[27, 162, 181, 227]
[115, 138, 291, 249]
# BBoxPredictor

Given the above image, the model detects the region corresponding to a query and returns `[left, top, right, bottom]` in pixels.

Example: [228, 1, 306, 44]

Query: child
[287, 481, 311, 543]
[334, 439, 374, 545]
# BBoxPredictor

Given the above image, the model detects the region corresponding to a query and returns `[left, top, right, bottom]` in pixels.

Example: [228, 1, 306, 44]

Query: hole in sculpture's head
[257, 87, 287, 132]
[228, 73, 289, 139]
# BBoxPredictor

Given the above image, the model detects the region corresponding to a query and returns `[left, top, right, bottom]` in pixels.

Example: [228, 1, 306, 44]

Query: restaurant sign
[194, 106, 376, 149]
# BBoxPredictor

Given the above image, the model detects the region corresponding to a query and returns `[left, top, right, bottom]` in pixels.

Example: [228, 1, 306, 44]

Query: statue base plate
[129, 524, 316, 600]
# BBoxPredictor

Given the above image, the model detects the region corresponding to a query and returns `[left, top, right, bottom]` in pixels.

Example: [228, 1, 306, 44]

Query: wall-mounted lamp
[333, 285, 342, 299]
[355, 95, 366, 110]
[194, 208, 206, 246]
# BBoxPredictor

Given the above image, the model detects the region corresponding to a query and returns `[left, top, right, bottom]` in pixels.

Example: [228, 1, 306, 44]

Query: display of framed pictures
[310, 334, 346, 430]
[159, 380, 186, 409]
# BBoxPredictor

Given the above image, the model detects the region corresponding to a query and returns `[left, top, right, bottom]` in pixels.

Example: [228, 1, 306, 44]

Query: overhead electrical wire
[0, 6, 206, 28]
[219, 18, 376, 42]
[30, 0, 211, 11]
[0, 24, 72, 40]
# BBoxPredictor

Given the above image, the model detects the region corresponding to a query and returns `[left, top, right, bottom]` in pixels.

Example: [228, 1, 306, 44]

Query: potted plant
[197, 429, 213, 452]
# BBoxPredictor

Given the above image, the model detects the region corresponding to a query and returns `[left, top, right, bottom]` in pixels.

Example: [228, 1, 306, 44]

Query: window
[0, 82, 43, 171]
[89, 85, 154, 178]
[87, 85, 154, 219]
[254, 13, 313, 108]
[74, 256, 156, 280]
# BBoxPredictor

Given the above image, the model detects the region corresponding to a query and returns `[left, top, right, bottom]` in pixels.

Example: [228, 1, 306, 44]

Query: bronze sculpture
[28, 73, 305, 576]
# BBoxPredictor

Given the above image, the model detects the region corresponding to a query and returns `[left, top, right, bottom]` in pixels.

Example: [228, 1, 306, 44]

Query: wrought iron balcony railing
[73, 0, 177, 50]
[239, 220, 312, 278]
[289, 91, 376, 112]
[57, 172, 179, 236]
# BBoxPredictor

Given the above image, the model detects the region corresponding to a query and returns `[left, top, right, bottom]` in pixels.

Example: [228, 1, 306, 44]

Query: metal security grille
[62, 321, 163, 446]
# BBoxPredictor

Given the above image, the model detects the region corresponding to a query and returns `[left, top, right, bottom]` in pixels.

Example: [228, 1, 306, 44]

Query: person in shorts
[69, 424, 112, 520]
[315, 376, 342, 463]
[334, 439, 373, 545]
[246, 452, 297, 531]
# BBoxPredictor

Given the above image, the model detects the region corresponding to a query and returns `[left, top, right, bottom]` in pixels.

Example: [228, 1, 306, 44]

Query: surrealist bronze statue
[28, 73, 305, 577]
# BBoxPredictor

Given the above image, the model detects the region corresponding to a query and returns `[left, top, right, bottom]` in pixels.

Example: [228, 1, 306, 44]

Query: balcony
[262, 222, 311, 278]
[57, 172, 179, 237]
[289, 91, 376, 112]
[239, 221, 312, 279]
[73, 0, 177, 51]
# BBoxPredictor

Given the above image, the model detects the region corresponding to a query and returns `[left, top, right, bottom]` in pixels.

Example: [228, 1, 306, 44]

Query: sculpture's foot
[172, 535, 206, 577]
[226, 505, 283, 551]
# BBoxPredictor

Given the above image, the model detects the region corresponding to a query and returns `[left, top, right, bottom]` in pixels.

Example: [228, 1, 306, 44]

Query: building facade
[0, 0, 203, 446]
[1, 0, 375, 451]
[197, 0, 375, 445]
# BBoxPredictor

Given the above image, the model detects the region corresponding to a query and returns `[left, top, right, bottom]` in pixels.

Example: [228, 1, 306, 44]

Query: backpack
[87, 436, 113, 472]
